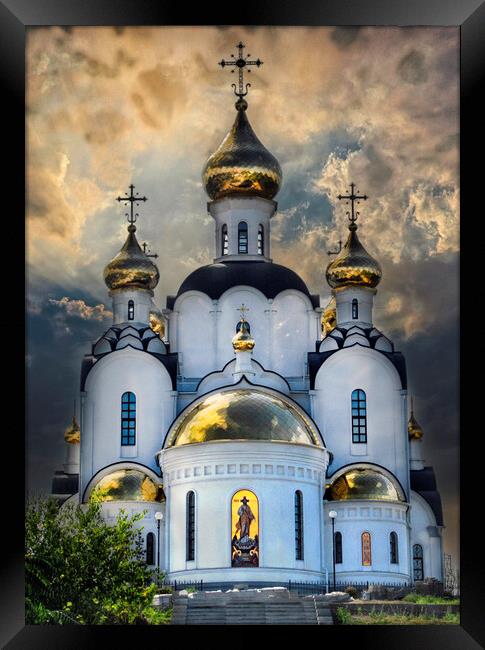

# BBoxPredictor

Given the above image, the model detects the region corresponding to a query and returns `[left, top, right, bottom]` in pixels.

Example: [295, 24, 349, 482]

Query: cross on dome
[237, 304, 250, 321]
[337, 182, 368, 230]
[219, 41, 263, 103]
[116, 184, 147, 229]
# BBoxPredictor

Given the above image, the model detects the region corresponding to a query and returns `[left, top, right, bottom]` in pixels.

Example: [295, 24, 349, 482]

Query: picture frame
[4, 0, 482, 645]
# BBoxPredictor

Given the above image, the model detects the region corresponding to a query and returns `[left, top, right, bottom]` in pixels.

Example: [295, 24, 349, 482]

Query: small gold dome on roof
[89, 469, 164, 503]
[104, 225, 160, 292]
[166, 388, 321, 447]
[408, 400, 424, 440]
[149, 304, 165, 339]
[326, 225, 382, 290]
[321, 296, 337, 337]
[203, 101, 282, 201]
[326, 468, 404, 502]
[232, 319, 255, 351]
[64, 415, 80, 444]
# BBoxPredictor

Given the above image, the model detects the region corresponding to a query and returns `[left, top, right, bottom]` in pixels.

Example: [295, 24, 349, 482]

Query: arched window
[351, 389, 367, 443]
[335, 531, 343, 564]
[186, 491, 195, 561]
[390, 532, 399, 564]
[128, 300, 135, 321]
[413, 544, 424, 581]
[238, 221, 248, 254]
[294, 490, 304, 560]
[146, 532, 155, 565]
[222, 224, 228, 256]
[361, 531, 372, 566]
[121, 392, 136, 446]
[352, 298, 358, 319]
[258, 224, 264, 255]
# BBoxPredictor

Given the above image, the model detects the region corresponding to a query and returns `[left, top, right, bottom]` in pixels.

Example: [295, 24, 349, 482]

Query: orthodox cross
[116, 184, 147, 226]
[237, 304, 250, 321]
[337, 182, 368, 225]
[142, 242, 159, 259]
[327, 240, 342, 256]
[219, 41, 263, 99]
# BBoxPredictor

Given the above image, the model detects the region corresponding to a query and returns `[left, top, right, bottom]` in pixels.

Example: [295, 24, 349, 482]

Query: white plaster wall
[323, 501, 410, 584]
[314, 346, 409, 495]
[172, 291, 215, 378]
[160, 441, 329, 583]
[195, 359, 290, 396]
[272, 291, 314, 379]
[335, 286, 375, 328]
[410, 491, 443, 581]
[80, 349, 175, 499]
[110, 288, 153, 325]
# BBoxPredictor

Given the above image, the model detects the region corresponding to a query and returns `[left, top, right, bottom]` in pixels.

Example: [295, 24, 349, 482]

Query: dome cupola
[408, 397, 424, 440]
[64, 414, 80, 444]
[104, 224, 159, 292]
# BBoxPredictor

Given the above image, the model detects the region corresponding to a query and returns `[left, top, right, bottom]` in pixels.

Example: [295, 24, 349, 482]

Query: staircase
[171, 589, 334, 625]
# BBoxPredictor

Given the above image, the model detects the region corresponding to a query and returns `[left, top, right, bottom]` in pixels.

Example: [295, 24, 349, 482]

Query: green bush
[403, 593, 459, 605]
[336, 607, 352, 624]
[25, 496, 170, 625]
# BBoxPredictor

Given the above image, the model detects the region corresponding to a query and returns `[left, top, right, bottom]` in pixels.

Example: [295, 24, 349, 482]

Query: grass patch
[402, 593, 459, 605]
[336, 607, 459, 625]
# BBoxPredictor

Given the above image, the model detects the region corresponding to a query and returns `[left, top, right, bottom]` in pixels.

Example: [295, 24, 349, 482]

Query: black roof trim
[410, 467, 444, 526]
[194, 358, 292, 392]
[51, 473, 79, 497]
[166, 261, 320, 309]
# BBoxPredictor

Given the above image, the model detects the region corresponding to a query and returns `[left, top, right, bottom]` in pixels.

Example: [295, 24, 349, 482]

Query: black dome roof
[166, 261, 319, 309]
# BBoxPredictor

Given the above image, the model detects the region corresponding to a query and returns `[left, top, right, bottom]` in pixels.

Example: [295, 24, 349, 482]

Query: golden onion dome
[64, 415, 80, 444]
[104, 225, 160, 292]
[202, 99, 282, 201]
[326, 468, 404, 502]
[166, 388, 321, 447]
[232, 319, 255, 351]
[149, 304, 165, 339]
[326, 224, 382, 290]
[89, 469, 165, 503]
[408, 411, 424, 440]
[321, 296, 337, 337]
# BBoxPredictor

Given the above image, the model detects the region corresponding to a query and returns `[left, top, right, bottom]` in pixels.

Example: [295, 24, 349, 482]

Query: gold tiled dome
[64, 415, 80, 444]
[89, 469, 164, 503]
[326, 225, 382, 289]
[408, 412, 424, 440]
[232, 319, 255, 351]
[326, 468, 403, 502]
[321, 296, 337, 337]
[166, 389, 321, 447]
[149, 304, 165, 339]
[104, 225, 159, 292]
[202, 101, 282, 201]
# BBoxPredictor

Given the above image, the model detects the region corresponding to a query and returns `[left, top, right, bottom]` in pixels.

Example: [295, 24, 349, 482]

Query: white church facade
[52, 44, 444, 588]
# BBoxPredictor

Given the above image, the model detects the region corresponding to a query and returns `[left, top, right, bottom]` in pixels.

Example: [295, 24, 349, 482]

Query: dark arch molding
[82, 460, 162, 503]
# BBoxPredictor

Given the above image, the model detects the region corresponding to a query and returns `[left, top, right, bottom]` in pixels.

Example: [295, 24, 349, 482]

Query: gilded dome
[326, 468, 403, 502]
[326, 225, 382, 290]
[104, 225, 160, 292]
[321, 296, 337, 337]
[408, 412, 424, 440]
[89, 469, 164, 503]
[232, 319, 255, 351]
[64, 415, 80, 444]
[166, 388, 321, 447]
[149, 304, 165, 339]
[202, 101, 282, 201]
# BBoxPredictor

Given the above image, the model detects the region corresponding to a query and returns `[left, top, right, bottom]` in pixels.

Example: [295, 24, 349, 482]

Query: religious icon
[231, 490, 259, 567]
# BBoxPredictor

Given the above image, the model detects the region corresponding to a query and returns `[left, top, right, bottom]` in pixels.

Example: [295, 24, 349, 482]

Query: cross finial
[116, 184, 147, 228]
[142, 242, 159, 259]
[237, 304, 250, 321]
[337, 182, 368, 230]
[219, 42, 263, 104]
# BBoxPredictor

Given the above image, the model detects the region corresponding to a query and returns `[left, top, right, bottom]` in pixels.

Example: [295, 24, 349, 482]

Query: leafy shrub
[336, 607, 352, 624]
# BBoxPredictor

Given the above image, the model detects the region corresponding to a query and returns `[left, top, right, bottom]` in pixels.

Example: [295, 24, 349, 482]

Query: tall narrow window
[351, 389, 367, 443]
[238, 221, 248, 254]
[361, 531, 372, 566]
[121, 392, 136, 446]
[390, 532, 399, 564]
[258, 224, 264, 255]
[294, 490, 304, 560]
[413, 544, 424, 581]
[352, 298, 358, 319]
[222, 224, 228, 256]
[146, 532, 155, 565]
[186, 491, 195, 561]
[128, 300, 135, 321]
[335, 531, 343, 564]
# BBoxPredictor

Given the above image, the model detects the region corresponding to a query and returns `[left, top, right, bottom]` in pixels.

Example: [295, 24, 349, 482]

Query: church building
[52, 43, 444, 587]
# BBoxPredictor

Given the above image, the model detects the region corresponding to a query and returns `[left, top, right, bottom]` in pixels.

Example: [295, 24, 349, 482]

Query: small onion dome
[166, 388, 322, 447]
[64, 415, 80, 444]
[202, 99, 282, 201]
[408, 411, 424, 440]
[232, 319, 255, 351]
[326, 225, 382, 289]
[149, 304, 165, 339]
[104, 225, 159, 292]
[326, 468, 404, 502]
[89, 469, 165, 503]
[321, 296, 337, 337]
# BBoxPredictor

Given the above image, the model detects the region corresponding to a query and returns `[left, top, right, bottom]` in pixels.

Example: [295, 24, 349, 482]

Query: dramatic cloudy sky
[26, 26, 459, 564]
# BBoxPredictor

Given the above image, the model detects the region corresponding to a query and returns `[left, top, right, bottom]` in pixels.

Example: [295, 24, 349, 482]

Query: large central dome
[166, 388, 321, 447]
